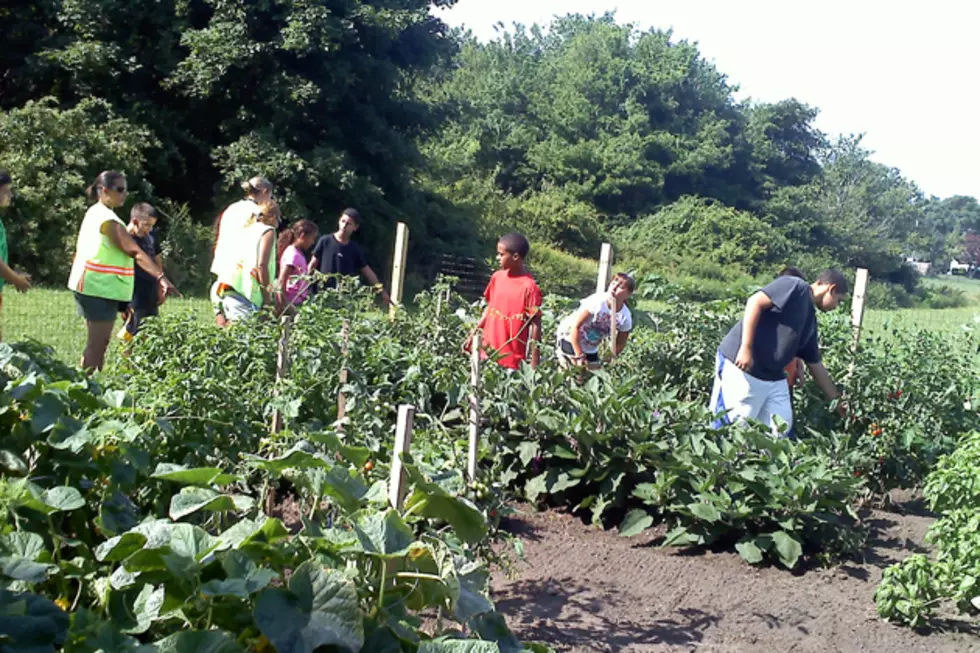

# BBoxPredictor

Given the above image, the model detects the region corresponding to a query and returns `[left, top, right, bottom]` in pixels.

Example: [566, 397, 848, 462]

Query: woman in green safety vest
[214, 200, 281, 321]
[68, 171, 178, 371]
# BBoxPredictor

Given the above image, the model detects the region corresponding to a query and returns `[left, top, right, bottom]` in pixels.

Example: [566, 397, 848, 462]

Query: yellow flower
[54, 597, 70, 611]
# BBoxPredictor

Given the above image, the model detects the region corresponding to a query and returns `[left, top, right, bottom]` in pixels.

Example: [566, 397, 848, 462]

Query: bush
[526, 244, 597, 298]
[0, 97, 156, 284]
[617, 196, 792, 275]
[155, 200, 214, 296]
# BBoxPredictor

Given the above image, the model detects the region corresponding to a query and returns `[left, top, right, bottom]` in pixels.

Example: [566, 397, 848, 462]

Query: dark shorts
[74, 292, 125, 322]
[125, 304, 159, 335]
[557, 339, 600, 366]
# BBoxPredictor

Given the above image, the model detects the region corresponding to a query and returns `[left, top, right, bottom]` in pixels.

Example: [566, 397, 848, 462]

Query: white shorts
[709, 350, 793, 437]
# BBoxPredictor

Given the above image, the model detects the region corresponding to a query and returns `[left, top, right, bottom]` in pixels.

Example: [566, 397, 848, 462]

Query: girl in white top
[556, 273, 635, 369]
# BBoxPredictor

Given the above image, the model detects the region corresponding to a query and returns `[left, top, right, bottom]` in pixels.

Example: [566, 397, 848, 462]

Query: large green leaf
[30, 392, 66, 435]
[308, 431, 371, 468]
[244, 448, 332, 475]
[734, 538, 765, 565]
[0, 589, 70, 652]
[109, 584, 164, 635]
[771, 530, 803, 569]
[169, 487, 254, 520]
[200, 552, 277, 599]
[253, 561, 364, 653]
[352, 510, 415, 558]
[404, 466, 488, 545]
[686, 502, 721, 523]
[95, 520, 172, 562]
[151, 464, 241, 486]
[18, 485, 86, 515]
[619, 510, 654, 537]
[138, 630, 243, 653]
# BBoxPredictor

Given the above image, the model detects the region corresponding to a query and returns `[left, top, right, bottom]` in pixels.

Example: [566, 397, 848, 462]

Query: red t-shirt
[482, 270, 543, 369]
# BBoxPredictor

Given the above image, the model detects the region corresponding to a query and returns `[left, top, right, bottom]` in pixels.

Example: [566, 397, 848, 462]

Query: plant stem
[378, 559, 388, 609]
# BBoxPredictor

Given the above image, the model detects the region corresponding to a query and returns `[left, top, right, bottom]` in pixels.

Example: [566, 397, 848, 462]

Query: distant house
[949, 259, 971, 275]
[905, 256, 931, 275]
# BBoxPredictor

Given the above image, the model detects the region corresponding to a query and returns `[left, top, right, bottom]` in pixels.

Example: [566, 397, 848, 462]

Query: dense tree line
[0, 6, 977, 291]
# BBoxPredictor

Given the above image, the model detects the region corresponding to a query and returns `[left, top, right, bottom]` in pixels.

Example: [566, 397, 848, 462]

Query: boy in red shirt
[464, 233, 543, 369]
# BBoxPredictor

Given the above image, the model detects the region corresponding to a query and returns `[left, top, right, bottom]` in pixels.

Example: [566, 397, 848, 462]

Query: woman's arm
[256, 230, 276, 306]
[105, 222, 178, 296]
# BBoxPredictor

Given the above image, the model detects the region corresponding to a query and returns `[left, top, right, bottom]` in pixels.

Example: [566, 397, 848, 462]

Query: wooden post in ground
[851, 267, 870, 346]
[609, 296, 619, 363]
[389, 404, 415, 510]
[467, 332, 482, 481]
[336, 319, 351, 425]
[270, 314, 294, 434]
[267, 314, 294, 514]
[389, 222, 410, 318]
[596, 243, 613, 295]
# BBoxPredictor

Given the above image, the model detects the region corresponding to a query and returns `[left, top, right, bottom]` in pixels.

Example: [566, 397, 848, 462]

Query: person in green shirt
[0, 170, 33, 337]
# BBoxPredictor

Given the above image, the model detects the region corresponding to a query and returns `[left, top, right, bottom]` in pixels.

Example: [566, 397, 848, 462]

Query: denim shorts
[74, 292, 125, 322]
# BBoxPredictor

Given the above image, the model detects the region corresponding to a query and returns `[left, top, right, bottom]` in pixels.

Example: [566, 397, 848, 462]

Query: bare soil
[491, 502, 980, 653]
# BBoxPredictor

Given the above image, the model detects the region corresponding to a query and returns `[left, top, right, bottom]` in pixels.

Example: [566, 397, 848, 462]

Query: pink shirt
[280, 245, 310, 305]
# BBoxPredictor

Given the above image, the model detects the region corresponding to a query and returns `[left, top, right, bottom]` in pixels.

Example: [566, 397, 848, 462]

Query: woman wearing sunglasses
[68, 170, 179, 370]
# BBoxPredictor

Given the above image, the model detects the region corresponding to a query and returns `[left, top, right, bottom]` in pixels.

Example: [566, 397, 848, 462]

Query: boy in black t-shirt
[709, 269, 848, 436]
[121, 203, 164, 337]
[309, 208, 390, 305]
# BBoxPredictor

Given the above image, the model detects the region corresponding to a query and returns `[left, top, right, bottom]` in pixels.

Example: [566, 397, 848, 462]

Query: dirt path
[491, 505, 979, 653]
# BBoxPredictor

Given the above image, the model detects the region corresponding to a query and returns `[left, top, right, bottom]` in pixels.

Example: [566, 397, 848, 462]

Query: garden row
[876, 429, 980, 627]
[0, 280, 978, 651]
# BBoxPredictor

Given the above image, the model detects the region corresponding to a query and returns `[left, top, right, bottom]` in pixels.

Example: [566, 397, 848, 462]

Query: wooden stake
[608, 295, 618, 363]
[389, 222, 410, 318]
[270, 314, 294, 434]
[851, 267, 870, 346]
[467, 332, 482, 481]
[389, 404, 415, 510]
[597, 243, 613, 294]
[336, 319, 350, 425]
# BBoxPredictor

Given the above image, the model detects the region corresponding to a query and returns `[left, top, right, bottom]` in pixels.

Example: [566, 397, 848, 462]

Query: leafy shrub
[0, 97, 156, 284]
[617, 196, 792, 275]
[155, 200, 215, 297]
[526, 244, 597, 298]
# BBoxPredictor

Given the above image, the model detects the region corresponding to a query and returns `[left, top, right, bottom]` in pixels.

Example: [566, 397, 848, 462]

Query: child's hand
[462, 335, 473, 355]
[735, 345, 753, 371]
[12, 273, 30, 293]
[159, 277, 180, 298]
[793, 359, 805, 387]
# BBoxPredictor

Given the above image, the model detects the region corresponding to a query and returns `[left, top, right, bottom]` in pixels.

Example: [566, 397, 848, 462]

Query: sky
[432, 0, 979, 200]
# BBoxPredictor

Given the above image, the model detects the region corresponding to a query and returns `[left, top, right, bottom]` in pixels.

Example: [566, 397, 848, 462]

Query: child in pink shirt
[277, 220, 319, 307]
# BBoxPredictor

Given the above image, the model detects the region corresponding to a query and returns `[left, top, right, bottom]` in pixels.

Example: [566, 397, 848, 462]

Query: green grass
[865, 306, 980, 338]
[2, 287, 212, 365]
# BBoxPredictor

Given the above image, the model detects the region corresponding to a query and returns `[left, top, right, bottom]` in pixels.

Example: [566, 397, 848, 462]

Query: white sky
[433, 0, 979, 200]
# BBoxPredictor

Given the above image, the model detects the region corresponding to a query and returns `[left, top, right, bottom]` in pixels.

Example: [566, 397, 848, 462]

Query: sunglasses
[110, 186, 128, 194]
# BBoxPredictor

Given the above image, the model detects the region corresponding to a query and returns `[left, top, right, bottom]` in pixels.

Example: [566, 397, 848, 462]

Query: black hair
[240, 176, 273, 197]
[778, 266, 806, 280]
[342, 207, 362, 226]
[0, 170, 11, 187]
[816, 268, 849, 295]
[498, 232, 530, 258]
[86, 170, 126, 201]
[613, 272, 636, 293]
[130, 202, 157, 222]
[277, 219, 319, 261]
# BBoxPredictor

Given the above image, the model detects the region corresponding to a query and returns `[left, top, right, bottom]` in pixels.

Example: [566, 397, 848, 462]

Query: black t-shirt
[131, 231, 159, 309]
[718, 276, 820, 381]
[311, 234, 366, 289]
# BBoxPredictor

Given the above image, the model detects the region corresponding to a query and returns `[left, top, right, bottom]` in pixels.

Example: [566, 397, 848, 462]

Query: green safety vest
[217, 220, 275, 308]
[67, 203, 134, 301]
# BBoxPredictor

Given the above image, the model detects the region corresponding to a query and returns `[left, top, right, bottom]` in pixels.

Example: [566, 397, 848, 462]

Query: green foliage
[155, 201, 215, 297]
[526, 245, 597, 298]
[876, 431, 980, 627]
[618, 197, 791, 274]
[0, 97, 155, 283]
[0, 336, 543, 652]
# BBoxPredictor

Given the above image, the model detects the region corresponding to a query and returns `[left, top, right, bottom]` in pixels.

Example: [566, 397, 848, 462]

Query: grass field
[2, 288, 212, 365]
